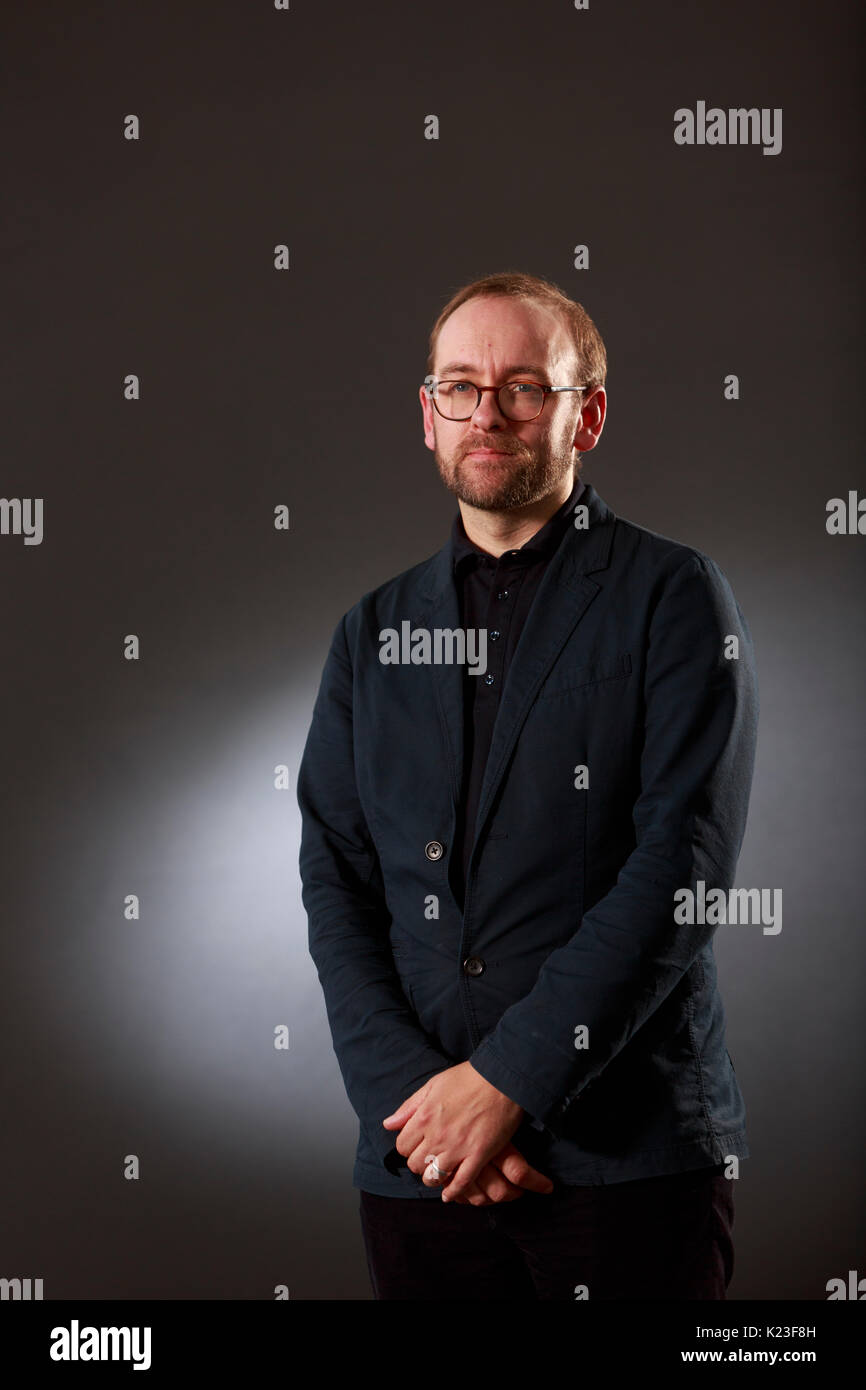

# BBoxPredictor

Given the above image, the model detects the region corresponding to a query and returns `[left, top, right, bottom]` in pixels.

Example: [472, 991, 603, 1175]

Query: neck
[458, 472, 577, 557]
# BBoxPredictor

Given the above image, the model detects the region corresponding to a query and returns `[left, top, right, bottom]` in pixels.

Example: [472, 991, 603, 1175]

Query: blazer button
[424, 840, 444, 861]
[463, 956, 485, 977]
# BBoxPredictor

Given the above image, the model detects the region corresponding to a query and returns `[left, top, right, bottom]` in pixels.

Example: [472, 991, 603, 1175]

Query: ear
[419, 379, 437, 451]
[571, 386, 607, 455]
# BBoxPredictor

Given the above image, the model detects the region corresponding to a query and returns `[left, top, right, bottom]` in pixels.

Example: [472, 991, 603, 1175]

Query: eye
[438, 381, 472, 397]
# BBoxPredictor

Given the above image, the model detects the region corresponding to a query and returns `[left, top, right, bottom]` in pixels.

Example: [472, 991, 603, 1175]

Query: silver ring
[424, 1153, 450, 1181]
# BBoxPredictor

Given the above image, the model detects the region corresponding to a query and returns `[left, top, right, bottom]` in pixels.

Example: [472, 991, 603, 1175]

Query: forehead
[435, 295, 572, 376]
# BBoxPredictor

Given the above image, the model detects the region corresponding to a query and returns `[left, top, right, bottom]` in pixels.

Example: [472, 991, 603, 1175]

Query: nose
[470, 387, 509, 430]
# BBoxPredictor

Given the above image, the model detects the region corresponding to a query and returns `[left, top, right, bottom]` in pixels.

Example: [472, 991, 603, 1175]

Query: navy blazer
[297, 484, 759, 1197]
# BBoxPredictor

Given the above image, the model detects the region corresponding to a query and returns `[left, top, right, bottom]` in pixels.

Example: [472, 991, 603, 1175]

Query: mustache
[460, 438, 525, 457]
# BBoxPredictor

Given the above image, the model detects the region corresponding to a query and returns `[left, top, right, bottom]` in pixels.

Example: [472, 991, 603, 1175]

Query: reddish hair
[426, 270, 607, 394]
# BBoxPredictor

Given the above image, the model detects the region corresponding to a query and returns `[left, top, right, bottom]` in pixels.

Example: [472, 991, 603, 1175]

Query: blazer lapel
[416, 483, 616, 877]
[473, 486, 615, 844]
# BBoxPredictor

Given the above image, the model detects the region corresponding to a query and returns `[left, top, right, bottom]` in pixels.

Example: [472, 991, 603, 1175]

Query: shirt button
[497, 589, 510, 600]
[489, 629, 501, 641]
[424, 840, 444, 861]
[484, 673, 495, 685]
[463, 956, 485, 977]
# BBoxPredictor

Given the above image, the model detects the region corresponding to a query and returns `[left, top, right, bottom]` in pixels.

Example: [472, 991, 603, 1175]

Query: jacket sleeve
[468, 552, 759, 1132]
[297, 611, 453, 1173]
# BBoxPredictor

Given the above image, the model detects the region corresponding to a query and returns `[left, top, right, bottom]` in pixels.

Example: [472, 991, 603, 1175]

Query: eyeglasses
[424, 378, 587, 422]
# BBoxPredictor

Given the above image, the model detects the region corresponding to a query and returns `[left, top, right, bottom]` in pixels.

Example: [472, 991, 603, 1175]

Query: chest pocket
[536, 651, 632, 700]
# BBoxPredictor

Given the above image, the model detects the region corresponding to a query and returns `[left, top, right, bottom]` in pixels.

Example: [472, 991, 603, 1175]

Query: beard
[433, 433, 575, 512]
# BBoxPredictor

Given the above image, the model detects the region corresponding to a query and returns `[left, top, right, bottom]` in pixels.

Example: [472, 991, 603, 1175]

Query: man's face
[419, 295, 589, 512]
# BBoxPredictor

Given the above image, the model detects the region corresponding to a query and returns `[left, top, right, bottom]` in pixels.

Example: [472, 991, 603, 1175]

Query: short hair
[425, 270, 607, 395]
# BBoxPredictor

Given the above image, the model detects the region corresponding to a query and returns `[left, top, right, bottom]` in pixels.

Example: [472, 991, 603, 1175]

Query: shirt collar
[450, 474, 586, 575]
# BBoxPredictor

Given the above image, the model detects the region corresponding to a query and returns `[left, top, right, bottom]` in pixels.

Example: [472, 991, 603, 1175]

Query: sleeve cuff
[469, 1039, 573, 1135]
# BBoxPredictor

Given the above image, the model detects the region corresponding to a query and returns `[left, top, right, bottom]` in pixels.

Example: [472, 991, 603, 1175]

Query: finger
[440, 1153, 485, 1203]
[473, 1163, 524, 1204]
[494, 1143, 554, 1193]
[420, 1151, 456, 1188]
[382, 1080, 431, 1129]
[381, 1095, 422, 1129]
[407, 1140, 439, 1178]
[409, 1142, 457, 1185]
[448, 1178, 491, 1206]
[393, 1113, 428, 1158]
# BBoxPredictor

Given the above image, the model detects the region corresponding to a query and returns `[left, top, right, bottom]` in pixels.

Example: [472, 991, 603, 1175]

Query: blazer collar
[420, 480, 615, 604]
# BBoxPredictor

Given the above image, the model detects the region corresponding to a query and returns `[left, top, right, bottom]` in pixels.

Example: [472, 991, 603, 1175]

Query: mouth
[465, 449, 512, 458]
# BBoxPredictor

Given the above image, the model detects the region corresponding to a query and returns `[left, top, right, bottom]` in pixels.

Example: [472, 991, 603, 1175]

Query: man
[297, 271, 759, 1301]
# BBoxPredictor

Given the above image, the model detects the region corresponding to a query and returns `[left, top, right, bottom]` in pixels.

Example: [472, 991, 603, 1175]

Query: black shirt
[449, 474, 587, 909]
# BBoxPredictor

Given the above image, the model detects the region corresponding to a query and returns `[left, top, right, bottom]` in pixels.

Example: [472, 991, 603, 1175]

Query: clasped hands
[382, 1060, 554, 1205]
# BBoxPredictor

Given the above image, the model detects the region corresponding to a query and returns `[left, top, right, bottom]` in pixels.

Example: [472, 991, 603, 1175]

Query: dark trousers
[359, 1163, 734, 1300]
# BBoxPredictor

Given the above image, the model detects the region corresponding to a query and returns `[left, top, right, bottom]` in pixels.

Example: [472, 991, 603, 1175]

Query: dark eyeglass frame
[424, 378, 588, 422]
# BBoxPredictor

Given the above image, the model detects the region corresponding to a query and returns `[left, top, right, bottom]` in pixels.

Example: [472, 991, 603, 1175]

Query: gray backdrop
[1, 0, 863, 1299]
